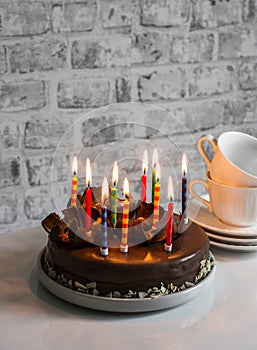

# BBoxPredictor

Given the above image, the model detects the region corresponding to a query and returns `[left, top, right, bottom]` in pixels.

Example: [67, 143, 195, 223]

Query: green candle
[111, 161, 118, 228]
[152, 148, 158, 202]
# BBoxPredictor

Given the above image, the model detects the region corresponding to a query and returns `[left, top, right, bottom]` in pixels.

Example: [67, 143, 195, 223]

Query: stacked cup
[189, 131, 257, 228]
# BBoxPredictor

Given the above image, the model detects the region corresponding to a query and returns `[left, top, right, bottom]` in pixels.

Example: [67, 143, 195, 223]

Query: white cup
[189, 173, 257, 227]
[198, 132, 257, 187]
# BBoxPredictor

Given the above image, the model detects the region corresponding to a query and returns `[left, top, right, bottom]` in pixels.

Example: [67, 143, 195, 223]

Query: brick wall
[0, 0, 257, 233]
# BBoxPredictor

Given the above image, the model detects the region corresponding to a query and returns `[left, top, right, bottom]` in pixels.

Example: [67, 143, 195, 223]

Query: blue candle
[182, 153, 188, 224]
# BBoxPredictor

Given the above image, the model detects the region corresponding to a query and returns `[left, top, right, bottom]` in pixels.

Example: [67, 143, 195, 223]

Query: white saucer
[209, 239, 257, 252]
[187, 196, 257, 238]
[37, 248, 216, 313]
[205, 230, 257, 246]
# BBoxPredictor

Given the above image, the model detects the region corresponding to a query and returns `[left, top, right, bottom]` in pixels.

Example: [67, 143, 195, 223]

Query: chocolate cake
[41, 188, 211, 298]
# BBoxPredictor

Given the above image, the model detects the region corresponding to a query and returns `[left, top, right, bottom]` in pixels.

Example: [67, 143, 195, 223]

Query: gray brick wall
[0, 0, 257, 233]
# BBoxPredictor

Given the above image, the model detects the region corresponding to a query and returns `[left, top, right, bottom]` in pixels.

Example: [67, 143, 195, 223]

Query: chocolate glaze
[42, 192, 209, 296]
[46, 221, 209, 295]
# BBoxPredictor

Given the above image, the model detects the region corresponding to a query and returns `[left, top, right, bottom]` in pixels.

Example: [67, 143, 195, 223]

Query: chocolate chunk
[41, 212, 63, 234]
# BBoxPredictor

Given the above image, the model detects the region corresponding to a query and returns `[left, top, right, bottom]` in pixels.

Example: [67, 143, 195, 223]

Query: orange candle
[120, 178, 130, 253]
[164, 176, 174, 252]
[152, 162, 161, 230]
[71, 156, 78, 207]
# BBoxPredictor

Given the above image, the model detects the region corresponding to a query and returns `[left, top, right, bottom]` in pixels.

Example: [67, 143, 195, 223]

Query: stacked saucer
[188, 131, 257, 253]
[187, 195, 257, 252]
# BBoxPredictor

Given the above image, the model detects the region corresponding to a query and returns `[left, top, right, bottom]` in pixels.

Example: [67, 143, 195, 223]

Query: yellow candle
[71, 156, 78, 207]
[120, 177, 130, 253]
[152, 162, 161, 229]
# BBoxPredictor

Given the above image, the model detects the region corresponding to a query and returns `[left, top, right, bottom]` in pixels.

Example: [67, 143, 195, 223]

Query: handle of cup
[188, 178, 212, 212]
[197, 134, 217, 172]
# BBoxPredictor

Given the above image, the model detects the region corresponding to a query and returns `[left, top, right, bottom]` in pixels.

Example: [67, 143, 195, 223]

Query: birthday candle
[182, 153, 188, 224]
[120, 177, 129, 253]
[111, 161, 118, 228]
[164, 176, 174, 252]
[100, 177, 109, 256]
[152, 162, 161, 230]
[85, 158, 92, 230]
[71, 156, 78, 207]
[152, 148, 158, 202]
[141, 150, 148, 202]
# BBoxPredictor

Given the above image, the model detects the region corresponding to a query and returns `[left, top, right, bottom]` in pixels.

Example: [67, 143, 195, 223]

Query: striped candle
[111, 161, 118, 228]
[100, 177, 109, 256]
[120, 178, 129, 253]
[71, 156, 78, 207]
[152, 162, 161, 230]
[182, 153, 188, 224]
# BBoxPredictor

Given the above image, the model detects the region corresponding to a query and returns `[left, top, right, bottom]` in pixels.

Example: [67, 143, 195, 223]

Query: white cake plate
[37, 248, 216, 313]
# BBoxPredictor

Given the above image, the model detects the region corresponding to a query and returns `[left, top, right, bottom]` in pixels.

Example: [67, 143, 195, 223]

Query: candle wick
[143, 168, 146, 175]
[170, 196, 173, 202]
[88, 180, 91, 188]
[114, 181, 117, 187]
[73, 171, 76, 176]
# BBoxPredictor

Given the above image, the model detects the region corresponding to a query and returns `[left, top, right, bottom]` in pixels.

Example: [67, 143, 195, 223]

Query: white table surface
[1, 226, 257, 350]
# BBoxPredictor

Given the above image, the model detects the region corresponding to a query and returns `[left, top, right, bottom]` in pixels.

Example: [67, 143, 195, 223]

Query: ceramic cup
[198, 131, 257, 187]
[189, 173, 257, 227]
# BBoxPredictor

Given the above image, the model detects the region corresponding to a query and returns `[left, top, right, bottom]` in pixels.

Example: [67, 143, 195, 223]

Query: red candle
[164, 176, 174, 252]
[141, 149, 148, 202]
[85, 158, 92, 230]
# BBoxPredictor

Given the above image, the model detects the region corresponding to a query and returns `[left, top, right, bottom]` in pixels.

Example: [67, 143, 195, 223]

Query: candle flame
[123, 177, 129, 198]
[156, 162, 161, 181]
[101, 177, 109, 204]
[112, 161, 118, 186]
[142, 149, 148, 174]
[182, 153, 187, 176]
[152, 148, 158, 168]
[168, 176, 174, 201]
[86, 158, 92, 187]
[72, 156, 78, 175]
